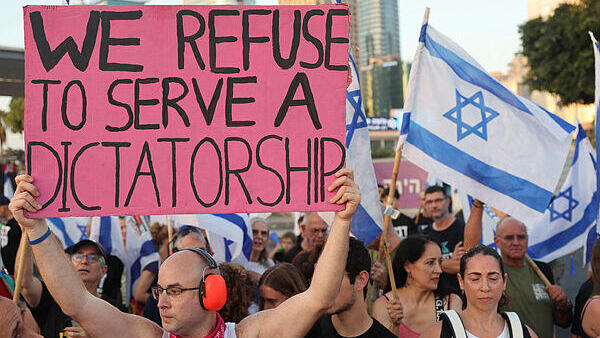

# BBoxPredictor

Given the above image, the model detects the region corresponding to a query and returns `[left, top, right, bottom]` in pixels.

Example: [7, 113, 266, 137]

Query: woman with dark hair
[421, 244, 537, 338]
[258, 263, 307, 310]
[581, 238, 600, 337]
[372, 235, 462, 337]
[218, 262, 255, 323]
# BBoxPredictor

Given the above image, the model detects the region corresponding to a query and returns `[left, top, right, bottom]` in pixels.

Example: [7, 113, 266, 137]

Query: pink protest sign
[24, 5, 349, 217]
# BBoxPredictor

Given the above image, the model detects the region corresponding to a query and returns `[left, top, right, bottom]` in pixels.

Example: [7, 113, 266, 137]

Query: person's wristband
[472, 202, 484, 208]
[27, 227, 52, 245]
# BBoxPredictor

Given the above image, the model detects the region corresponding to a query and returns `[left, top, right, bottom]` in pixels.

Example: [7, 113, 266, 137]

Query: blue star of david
[346, 88, 368, 147]
[443, 90, 499, 142]
[76, 224, 88, 241]
[549, 186, 579, 222]
[224, 238, 235, 261]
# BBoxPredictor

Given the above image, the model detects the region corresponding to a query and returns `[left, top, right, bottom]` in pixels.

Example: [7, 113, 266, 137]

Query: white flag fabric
[527, 125, 598, 262]
[459, 194, 498, 248]
[344, 49, 385, 246]
[152, 214, 253, 264]
[592, 32, 600, 237]
[3, 173, 13, 199]
[90, 216, 159, 301]
[399, 21, 575, 225]
[46, 217, 90, 248]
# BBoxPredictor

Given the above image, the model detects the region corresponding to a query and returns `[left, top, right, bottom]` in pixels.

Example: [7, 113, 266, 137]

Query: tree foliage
[519, 0, 600, 105]
[1, 97, 24, 133]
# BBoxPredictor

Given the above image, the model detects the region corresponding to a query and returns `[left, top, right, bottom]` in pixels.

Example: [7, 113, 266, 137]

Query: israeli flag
[459, 194, 498, 248]
[90, 216, 159, 301]
[344, 44, 384, 246]
[527, 125, 598, 263]
[592, 32, 600, 236]
[46, 217, 90, 248]
[398, 19, 575, 226]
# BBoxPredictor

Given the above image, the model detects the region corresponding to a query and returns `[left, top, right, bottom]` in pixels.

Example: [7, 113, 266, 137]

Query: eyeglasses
[151, 285, 202, 300]
[252, 229, 269, 237]
[71, 253, 102, 264]
[500, 234, 527, 241]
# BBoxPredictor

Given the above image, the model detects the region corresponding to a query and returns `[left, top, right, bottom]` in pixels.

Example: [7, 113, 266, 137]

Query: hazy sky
[1, 0, 527, 73]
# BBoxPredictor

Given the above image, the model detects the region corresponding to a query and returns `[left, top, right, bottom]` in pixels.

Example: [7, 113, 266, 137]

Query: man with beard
[418, 185, 465, 293]
[305, 237, 395, 338]
[10, 169, 360, 338]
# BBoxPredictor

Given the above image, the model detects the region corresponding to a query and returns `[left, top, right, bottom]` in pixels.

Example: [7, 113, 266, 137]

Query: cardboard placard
[24, 5, 349, 217]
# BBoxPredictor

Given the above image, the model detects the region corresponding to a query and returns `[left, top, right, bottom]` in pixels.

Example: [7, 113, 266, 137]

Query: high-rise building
[360, 55, 403, 118]
[358, 0, 400, 67]
[357, 0, 402, 117]
[278, 0, 359, 65]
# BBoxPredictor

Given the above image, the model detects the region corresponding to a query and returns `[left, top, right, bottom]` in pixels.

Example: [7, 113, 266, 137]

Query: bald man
[10, 169, 360, 338]
[464, 201, 572, 338]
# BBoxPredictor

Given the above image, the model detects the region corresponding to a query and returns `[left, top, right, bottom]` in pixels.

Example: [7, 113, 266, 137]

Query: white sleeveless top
[466, 323, 509, 338]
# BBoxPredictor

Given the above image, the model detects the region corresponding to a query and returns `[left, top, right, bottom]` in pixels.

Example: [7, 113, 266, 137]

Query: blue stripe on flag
[585, 225, 598, 263]
[48, 218, 74, 247]
[528, 191, 599, 258]
[572, 126, 587, 164]
[351, 204, 382, 245]
[420, 26, 575, 135]
[421, 30, 533, 116]
[99, 217, 113, 255]
[407, 121, 553, 212]
[214, 214, 252, 260]
[129, 240, 158, 290]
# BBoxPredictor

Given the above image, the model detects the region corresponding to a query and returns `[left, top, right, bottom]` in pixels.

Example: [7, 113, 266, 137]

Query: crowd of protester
[1, 173, 600, 337]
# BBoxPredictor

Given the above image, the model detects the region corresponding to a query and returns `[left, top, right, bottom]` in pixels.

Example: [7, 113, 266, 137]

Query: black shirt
[30, 282, 125, 337]
[572, 278, 594, 337]
[0, 218, 21, 275]
[305, 315, 396, 338]
[419, 218, 465, 294]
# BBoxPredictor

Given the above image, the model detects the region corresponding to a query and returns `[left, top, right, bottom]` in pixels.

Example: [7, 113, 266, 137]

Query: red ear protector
[181, 248, 227, 311]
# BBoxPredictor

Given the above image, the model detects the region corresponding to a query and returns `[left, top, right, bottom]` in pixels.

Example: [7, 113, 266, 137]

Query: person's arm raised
[236, 168, 360, 338]
[9, 175, 162, 338]
[463, 200, 484, 251]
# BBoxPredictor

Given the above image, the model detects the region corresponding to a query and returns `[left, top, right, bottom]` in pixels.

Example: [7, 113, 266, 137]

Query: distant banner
[24, 5, 349, 217]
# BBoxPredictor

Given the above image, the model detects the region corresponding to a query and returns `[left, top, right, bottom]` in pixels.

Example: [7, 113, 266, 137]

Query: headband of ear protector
[181, 248, 227, 311]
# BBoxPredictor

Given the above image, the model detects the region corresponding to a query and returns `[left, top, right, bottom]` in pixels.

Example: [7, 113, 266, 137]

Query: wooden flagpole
[377, 149, 403, 301]
[167, 217, 174, 254]
[525, 255, 552, 287]
[12, 232, 28, 304]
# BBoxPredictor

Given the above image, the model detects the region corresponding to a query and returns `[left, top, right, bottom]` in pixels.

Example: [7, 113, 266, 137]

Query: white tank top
[466, 323, 509, 338]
